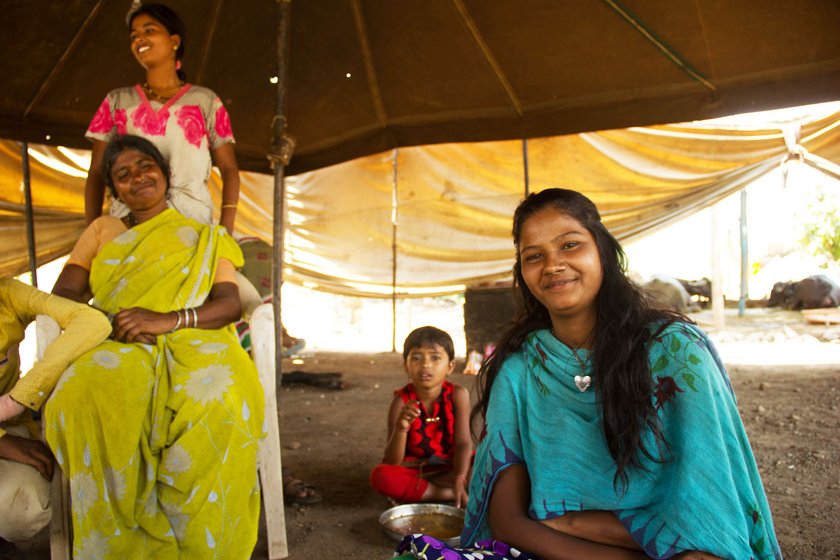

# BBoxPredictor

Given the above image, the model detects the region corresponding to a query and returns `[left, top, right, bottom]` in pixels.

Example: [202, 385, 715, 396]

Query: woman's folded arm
[488, 464, 647, 560]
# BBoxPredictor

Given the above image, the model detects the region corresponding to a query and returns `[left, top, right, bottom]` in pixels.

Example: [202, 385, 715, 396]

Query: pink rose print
[214, 104, 233, 140]
[87, 99, 114, 134]
[114, 109, 127, 135]
[131, 104, 168, 136]
[176, 105, 207, 148]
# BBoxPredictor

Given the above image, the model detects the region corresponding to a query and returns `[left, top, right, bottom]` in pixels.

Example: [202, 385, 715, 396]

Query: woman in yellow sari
[49, 135, 264, 559]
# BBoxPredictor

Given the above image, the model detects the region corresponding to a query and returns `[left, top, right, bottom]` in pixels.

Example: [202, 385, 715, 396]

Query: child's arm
[4, 281, 111, 415]
[451, 384, 473, 507]
[381, 396, 419, 465]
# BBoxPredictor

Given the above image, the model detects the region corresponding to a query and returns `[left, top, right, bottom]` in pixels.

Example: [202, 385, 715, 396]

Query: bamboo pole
[522, 138, 530, 196]
[21, 142, 38, 287]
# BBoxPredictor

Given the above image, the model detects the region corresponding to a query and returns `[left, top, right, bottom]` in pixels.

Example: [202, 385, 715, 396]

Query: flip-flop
[283, 476, 322, 505]
[282, 339, 306, 357]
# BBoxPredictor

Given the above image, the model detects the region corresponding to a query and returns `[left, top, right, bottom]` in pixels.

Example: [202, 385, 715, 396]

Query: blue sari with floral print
[458, 322, 781, 560]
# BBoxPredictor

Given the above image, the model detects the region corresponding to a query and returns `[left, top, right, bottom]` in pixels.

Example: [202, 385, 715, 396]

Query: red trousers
[369, 463, 450, 502]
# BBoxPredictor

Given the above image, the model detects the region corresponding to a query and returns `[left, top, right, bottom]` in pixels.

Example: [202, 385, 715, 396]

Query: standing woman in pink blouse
[84, 2, 240, 234]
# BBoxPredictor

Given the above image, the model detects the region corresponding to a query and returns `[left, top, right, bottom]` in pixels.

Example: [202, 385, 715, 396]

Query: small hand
[112, 307, 175, 343]
[453, 475, 469, 508]
[0, 433, 55, 480]
[0, 394, 25, 423]
[396, 400, 421, 432]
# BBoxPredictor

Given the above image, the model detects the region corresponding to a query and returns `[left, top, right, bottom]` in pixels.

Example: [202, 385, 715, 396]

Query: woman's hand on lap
[112, 307, 175, 342]
[0, 433, 55, 480]
[540, 511, 642, 551]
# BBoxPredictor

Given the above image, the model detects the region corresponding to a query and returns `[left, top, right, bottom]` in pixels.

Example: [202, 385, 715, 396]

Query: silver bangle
[169, 310, 182, 333]
[191, 308, 198, 328]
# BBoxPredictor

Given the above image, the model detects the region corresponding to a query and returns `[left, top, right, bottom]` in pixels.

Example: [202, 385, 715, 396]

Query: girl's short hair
[102, 135, 171, 197]
[402, 326, 455, 361]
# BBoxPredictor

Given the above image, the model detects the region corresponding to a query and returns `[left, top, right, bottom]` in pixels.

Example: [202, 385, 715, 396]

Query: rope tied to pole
[267, 133, 297, 168]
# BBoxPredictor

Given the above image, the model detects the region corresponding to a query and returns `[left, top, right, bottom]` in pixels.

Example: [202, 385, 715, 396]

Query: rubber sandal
[283, 476, 322, 505]
[282, 339, 306, 357]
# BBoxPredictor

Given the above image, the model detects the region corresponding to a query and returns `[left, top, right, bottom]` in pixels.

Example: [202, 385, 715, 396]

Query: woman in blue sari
[396, 189, 781, 560]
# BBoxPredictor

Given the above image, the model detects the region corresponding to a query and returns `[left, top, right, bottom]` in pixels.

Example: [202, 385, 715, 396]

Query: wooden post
[739, 189, 748, 316]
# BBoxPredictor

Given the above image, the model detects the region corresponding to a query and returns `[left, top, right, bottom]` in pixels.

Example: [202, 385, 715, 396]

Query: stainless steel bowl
[378, 503, 465, 546]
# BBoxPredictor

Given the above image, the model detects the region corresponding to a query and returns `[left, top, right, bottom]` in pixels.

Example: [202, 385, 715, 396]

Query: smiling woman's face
[109, 149, 168, 213]
[129, 13, 179, 69]
[518, 206, 603, 324]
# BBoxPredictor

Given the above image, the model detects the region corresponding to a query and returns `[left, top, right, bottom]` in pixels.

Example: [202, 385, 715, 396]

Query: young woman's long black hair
[472, 188, 687, 490]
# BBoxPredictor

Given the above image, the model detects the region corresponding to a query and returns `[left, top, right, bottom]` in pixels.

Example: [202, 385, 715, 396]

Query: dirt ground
[15, 310, 840, 559]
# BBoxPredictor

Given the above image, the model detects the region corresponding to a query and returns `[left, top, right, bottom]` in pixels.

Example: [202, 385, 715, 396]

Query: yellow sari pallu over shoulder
[45, 209, 265, 559]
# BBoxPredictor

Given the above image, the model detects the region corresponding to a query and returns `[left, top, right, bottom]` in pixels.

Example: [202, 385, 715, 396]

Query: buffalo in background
[642, 274, 713, 314]
[767, 274, 840, 310]
[678, 277, 712, 308]
[642, 274, 695, 314]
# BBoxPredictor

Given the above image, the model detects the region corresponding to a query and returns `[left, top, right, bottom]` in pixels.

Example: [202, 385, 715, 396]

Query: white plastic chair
[35, 314, 70, 560]
[36, 297, 289, 559]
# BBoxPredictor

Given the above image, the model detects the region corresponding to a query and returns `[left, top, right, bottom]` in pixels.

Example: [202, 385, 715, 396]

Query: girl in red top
[370, 326, 473, 507]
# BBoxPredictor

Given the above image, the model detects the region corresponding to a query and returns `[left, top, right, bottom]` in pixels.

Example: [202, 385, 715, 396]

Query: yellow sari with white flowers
[45, 209, 264, 559]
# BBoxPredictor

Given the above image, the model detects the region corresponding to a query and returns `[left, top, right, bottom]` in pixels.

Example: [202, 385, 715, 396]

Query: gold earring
[173, 45, 178, 50]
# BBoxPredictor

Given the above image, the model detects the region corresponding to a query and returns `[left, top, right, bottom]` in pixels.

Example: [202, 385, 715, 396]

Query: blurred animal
[767, 275, 840, 310]
[678, 277, 712, 308]
[767, 281, 796, 308]
[642, 274, 694, 314]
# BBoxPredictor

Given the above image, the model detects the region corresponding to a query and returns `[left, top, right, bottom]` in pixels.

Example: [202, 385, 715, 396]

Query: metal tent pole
[391, 148, 399, 353]
[21, 142, 38, 287]
[271, 0, 293, 381]
[261, 2, 293, 559]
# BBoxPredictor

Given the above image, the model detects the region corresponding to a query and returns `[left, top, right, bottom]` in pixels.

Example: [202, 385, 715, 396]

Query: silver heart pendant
[574, 375, 592, 392]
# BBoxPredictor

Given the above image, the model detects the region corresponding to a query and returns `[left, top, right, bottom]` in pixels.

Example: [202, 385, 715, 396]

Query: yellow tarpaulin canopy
[2, 104, 840, 296]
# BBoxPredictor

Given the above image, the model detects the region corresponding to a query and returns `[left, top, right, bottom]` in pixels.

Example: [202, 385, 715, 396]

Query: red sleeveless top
[396, 381, 456, 463]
